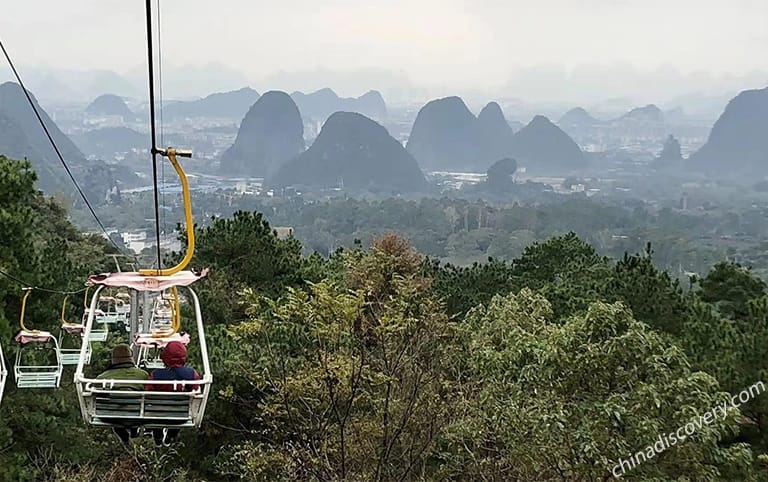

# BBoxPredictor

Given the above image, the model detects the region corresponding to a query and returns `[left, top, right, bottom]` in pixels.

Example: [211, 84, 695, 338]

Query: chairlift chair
[135, 289, 187, 370]
[97, 296, 123, 325]
[82, 308, 109, 342]
[75, 147, 210, 429]
[81, 288, 109, 342]
[58, 295, 91, 366]
[115, 292, 131, 329]
[75, 270, 211, 429]
[14, 289, 63, 389]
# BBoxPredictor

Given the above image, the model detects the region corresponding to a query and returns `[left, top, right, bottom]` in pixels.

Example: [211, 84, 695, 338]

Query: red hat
[161, 341, 187, 368]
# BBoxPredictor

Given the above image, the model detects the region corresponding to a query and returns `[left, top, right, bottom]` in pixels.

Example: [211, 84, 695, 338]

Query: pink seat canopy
[134, 331, 191, 348]
[61, 324, 85, 334]
[15, 330, 55, 344]
[87, 269, 208, 292]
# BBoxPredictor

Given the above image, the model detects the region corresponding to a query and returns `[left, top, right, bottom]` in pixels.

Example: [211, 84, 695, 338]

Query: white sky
[1, 0, 766, 100]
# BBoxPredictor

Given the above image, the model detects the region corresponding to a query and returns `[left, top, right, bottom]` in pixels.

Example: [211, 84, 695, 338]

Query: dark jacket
[146, 341, 200, 392]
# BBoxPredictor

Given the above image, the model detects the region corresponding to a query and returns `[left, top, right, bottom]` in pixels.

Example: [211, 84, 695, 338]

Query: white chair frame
[15, 333, 63, 389]
[75, 283, 211, 429]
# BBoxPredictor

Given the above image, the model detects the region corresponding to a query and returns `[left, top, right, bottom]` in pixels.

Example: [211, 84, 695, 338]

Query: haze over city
[1, 0, 766, 103]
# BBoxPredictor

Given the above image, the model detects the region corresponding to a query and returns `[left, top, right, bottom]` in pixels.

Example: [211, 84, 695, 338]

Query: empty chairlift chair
[135, 289, 189, 370]
[58, 295, 91, 366]
[98, 297, 124, 326]
[115, 292, 131, 330]
[75, 269, 211, 429]
[82, 288, 109, 342]
[14, 288, 63, 389]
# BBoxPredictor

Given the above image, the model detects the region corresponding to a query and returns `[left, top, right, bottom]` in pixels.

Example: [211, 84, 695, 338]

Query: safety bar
[82, 375, 211, 390]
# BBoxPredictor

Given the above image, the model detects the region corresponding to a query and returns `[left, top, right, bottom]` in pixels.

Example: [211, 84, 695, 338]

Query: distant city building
[273, 227, 294, 240]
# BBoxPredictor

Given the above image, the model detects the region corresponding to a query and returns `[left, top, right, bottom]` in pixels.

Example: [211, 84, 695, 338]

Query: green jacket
[97, 362, 149, 390]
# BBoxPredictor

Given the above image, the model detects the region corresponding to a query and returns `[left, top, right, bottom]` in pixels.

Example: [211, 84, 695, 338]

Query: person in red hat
[146, 340, 200, 446]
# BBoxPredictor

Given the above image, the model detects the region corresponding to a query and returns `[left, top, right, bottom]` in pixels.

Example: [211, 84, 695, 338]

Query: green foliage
[440, 290, 753, 480]
[698, 262, 767, 320]
[683, 265, 768, 453]
[216, 235, 457, 480]
[183, 211, 305, 325]
[3, 154, 768, 479]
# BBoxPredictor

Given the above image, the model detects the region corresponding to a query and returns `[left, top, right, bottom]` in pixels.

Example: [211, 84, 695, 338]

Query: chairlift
[97, 296, 124, 325]
[14, 288, 63, 389]
[115, 292, 131, 329]
[82, 288, 109, 342]
[58, 295, 91, 366]
[135, 287, 188, 370]
[74, 147, 212, 430]
[76, 270, 210, 428]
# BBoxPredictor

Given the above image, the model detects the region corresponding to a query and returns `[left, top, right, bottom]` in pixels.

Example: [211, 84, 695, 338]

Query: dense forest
[73, 184, 768, 280]
[2, 154, 768, 480]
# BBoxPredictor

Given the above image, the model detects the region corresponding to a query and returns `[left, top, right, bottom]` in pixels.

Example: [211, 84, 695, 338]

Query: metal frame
[15, 333, 63, 389]
[75, 283, 211, 428]
[0, 343, 7, 403]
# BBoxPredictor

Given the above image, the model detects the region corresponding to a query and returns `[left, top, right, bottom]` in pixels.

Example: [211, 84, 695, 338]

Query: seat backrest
[94, 392, 191, 422]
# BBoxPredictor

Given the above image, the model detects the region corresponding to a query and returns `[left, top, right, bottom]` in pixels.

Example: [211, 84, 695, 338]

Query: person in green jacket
[97, 344, 149, 444]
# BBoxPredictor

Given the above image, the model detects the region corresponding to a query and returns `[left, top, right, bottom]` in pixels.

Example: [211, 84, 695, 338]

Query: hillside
[688, 86, 768, 174]
[0, 82, 127, 200]
[219, 90, 304, 177]
[269, 111, 427, 192]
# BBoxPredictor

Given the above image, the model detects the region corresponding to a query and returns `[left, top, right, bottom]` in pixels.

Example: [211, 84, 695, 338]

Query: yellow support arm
[140, 147, 195, 277]
[19, 288, 35, 333]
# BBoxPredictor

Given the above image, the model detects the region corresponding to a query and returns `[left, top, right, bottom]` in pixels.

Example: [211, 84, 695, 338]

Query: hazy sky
[1, 0, 766, 101]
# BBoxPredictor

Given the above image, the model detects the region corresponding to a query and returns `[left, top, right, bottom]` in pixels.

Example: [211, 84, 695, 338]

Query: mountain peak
[689, 86, 768, 173]
[86, 94, 134, 118]
[270, 111, 426, 192]
[219, 90, 304, 177]
[621, 104, 664, 122]
[509, 115, 585, 173]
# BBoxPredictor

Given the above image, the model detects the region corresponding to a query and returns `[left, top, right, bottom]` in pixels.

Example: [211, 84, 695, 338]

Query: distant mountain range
[219, 91, 304, 177]
[161, 87, 260, 120]
[557, 104, 669, 145]
[269, 111, 427, 193]
[407, 96, 582, 173]
[559, 107, 603, 128]
[290, 88, 387, 121]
